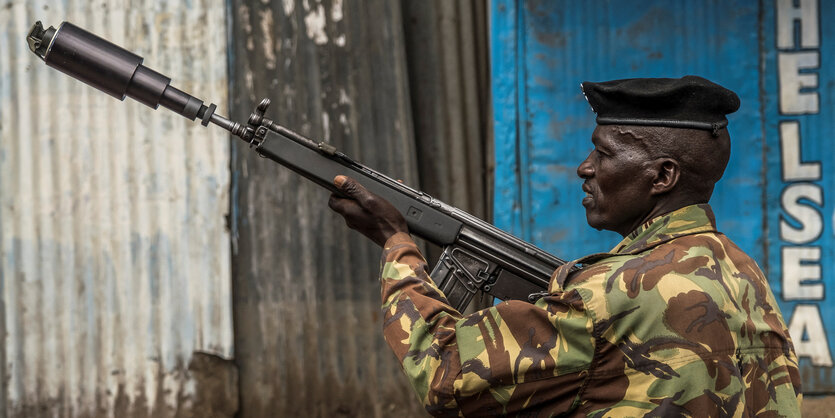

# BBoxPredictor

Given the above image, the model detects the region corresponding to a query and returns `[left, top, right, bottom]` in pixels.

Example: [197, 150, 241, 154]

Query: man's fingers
[329, 175, 409, 246]
[327, 194, 345, 212]
[329, 193, 364, 216]
[329, 193, 358, 220]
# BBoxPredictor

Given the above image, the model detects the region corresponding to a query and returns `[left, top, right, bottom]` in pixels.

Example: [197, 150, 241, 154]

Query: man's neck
[618, 197, 708, 237]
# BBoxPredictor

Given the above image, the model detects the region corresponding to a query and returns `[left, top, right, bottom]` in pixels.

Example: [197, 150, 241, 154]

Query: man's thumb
[334, 175, 348, 189]
[334, 175, 367, 200]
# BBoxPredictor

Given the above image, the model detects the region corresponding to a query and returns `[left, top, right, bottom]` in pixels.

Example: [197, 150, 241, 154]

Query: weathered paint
[0, 0, 235, 416]
[491, 0, 834, 393]
[227, 0, 425, 415]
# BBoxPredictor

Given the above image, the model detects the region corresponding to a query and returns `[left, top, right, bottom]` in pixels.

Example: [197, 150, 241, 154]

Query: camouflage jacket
[380, 204, 802, 417]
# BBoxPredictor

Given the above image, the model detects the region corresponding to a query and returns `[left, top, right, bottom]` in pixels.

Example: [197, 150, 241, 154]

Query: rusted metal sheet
[401, 0, 491, 221]
[400, 0, 494, 311]
[227, 0, 426, 416]
[0, 1, 235, 416]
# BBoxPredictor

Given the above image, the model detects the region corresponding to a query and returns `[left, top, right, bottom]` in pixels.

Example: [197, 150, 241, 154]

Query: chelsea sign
[775, 0, 832, 368]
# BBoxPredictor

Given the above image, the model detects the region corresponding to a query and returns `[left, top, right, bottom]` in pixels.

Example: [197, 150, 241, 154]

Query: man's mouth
[581, 184, 594, 206]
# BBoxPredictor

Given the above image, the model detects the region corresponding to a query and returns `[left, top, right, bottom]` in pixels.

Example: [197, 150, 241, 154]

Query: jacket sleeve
[380, 233, 596, 416]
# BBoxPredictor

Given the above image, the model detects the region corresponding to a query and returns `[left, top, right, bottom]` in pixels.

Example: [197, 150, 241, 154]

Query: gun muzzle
[27, 21, 207, 121]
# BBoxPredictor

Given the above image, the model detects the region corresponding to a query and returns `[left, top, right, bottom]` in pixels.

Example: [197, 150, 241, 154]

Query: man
[329, 76, 802, 416]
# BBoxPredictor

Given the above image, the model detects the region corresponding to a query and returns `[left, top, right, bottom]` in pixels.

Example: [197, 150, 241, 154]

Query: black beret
[581, 76, 740, 134]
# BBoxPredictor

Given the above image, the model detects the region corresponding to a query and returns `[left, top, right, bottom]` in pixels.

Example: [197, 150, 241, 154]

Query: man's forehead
[592, 125, 650, 144]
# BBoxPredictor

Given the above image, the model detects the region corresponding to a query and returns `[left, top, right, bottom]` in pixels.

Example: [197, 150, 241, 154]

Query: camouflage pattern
[379, 204, 802, 416]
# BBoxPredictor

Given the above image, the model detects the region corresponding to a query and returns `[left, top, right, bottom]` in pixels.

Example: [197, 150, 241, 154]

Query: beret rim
[596, 117, 728, 133]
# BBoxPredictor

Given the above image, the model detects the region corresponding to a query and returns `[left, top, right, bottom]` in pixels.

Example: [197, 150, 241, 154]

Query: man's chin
[585, 214, 605, 231]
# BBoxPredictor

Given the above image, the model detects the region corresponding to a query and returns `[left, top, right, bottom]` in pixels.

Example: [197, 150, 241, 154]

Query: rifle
[26, 21, 568, 311]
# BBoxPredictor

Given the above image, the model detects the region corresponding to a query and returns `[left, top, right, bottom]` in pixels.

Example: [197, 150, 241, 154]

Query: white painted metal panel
[0, 0, 233, 415]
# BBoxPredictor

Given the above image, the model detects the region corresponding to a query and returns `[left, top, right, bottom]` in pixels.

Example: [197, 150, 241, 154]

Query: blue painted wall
[491, 0, 833, 393]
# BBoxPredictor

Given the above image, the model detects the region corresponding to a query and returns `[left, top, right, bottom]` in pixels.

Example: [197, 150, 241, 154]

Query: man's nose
[577, 157, 594, 178]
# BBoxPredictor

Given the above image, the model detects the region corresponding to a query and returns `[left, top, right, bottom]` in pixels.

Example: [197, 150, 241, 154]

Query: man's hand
[328, 175, 409, 247]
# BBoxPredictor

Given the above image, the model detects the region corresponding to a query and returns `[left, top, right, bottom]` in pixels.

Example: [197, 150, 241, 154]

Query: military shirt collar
[611, 203, 718, 254]
[549, 204, 719, 289]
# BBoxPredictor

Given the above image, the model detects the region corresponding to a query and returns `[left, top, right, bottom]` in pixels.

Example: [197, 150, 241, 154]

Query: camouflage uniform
[380, 204, 802, 416]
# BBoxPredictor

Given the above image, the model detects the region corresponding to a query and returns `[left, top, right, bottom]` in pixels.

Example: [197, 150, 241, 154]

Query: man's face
[576, 126, 656, 236]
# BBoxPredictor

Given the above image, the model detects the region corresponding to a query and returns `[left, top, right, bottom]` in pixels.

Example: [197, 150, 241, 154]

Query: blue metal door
[491, 0, 833, 392]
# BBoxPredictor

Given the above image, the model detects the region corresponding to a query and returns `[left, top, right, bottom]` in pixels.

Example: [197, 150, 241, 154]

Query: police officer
[329, 76, 802, 416]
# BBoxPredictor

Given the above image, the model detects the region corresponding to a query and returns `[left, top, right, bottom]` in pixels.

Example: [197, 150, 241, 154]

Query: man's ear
[650, 158, 679, 195]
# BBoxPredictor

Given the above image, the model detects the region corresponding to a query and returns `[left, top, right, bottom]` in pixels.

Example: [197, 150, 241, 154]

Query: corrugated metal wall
[227, 0, 492, 415]
[0, 1, 235, 416]
[401, 0, 491, 221]
[226, 0, 424, 415]
[401, 0, 493, 278]
[1, 0, 492, 415]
